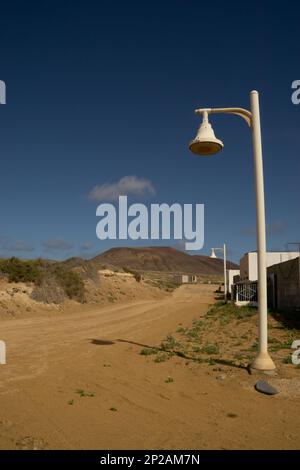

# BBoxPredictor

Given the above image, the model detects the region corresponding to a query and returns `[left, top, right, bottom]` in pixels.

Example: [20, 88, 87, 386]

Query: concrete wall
[267, 257, 300, 310]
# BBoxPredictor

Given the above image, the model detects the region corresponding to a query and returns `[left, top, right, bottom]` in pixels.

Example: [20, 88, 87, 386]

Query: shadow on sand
[90, 338, 250, 374]
[90, 339, 115, 346]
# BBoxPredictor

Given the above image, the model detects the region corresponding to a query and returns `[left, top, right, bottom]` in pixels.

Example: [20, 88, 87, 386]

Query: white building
[240, 251, 299, 281]
[175, 274, 197, 284]
[227, 269, 240, 294]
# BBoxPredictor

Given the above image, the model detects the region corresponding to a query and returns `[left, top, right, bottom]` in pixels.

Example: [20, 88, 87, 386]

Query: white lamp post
[189, 90, 275, 371]
[210, 244, 227, 302]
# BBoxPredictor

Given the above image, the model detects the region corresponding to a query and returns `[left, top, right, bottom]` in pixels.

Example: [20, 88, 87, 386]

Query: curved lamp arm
[195, 107, 252, 127]
[212, 247, 225, 254]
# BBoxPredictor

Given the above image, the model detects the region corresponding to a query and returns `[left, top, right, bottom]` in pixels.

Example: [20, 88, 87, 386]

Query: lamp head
[210, 248, 217, 259]
[189, 111, 224, 156]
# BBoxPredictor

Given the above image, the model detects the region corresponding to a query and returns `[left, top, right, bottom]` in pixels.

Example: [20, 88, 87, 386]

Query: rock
[255, 380, 279, 395]
[216, 374, 226, 381]
[6, 287, 20, 296]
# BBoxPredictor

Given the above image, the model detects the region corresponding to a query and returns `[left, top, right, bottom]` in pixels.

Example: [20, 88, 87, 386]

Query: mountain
[89, 247, 238, 276]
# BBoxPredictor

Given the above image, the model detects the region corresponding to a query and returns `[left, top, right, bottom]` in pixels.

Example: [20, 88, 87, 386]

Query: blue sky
[0, 0, 299, 262]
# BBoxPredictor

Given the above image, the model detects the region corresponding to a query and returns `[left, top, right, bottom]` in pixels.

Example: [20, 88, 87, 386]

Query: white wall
[240, 252, 299, 281]
[227, 269, 240, 293]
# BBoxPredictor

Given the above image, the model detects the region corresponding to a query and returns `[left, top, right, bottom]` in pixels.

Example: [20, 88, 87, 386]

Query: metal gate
[233, 281, 258, 305]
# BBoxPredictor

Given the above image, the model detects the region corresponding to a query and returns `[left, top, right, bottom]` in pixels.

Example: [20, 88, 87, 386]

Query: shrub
[52, 266, 85, 302]
[160, 335, 180, 351]
[140, 348, 158, 356]
[122, 267, 142, 282]
[0, 257, 44, 285]
[201, 343, 219, 355]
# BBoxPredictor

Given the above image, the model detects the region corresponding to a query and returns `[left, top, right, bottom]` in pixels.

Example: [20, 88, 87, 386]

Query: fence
[232, 281, 258, 306]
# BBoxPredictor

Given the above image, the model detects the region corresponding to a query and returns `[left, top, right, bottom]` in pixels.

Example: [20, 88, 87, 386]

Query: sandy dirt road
[0, 284, 299, 450]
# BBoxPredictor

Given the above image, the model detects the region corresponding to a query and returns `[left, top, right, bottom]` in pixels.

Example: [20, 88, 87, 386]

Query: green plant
[175, 351, 186, 358]
[160, 335, 180, 351]
[234, 353, 246, 361]
[249, 340, 259, 351]
[282, 355, 293, 364]
[165, 376, 174, 383]
[154, 352, 169, 363]
[205, 302, 257, 321]
[220, 316, 230, 326]
[176, 327, 186, 333]
[185, 328, 201, 339]
[201, 344, 219, 355]
[140, 347, 158, 356]
[192, 319, 204, 329]
[205, 358, 217, 365]
[53, 266, 85, 302]
[122, 267, 142, 282]
[0, 257, 44, 285]
[268, 338, 291, 352]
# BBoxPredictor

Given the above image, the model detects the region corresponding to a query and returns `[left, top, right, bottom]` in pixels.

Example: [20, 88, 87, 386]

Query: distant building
[240, 251, 299, 281]
[175, 274, 197, 284]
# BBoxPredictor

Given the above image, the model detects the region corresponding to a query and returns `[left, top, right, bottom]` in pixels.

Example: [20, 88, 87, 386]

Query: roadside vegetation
[140, 301, 300, 370]
[122, 267, 142, 282]
[0, 257, 86, 303]
[0, 257, 44, 285]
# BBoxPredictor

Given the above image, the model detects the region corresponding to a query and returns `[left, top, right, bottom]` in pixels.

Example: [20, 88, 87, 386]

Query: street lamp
[189, 90, 275, 371]
[210, 244, 227, 302]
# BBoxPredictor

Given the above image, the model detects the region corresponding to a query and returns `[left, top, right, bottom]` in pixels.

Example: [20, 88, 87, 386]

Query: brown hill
[90, 247, 238, 276]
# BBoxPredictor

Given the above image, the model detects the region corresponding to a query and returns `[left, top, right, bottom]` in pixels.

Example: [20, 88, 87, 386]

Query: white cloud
[42, 238, 74, 253]
[241, 220, 286, 236]
[88, 175, 156, 201]
[80, 242, 93, 251]
[0, 237, 35, 252]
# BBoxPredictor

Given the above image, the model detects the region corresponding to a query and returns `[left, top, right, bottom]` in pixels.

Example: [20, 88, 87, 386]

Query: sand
[0, 284, 299, 450]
